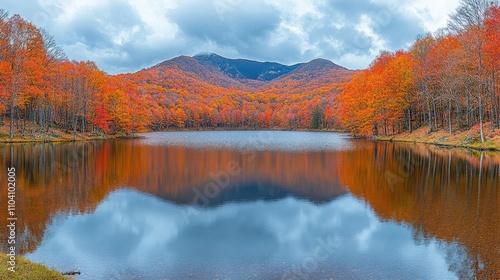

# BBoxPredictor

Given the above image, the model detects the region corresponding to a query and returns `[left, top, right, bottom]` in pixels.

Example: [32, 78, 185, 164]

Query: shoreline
[374, 125, 500, 152]
[0, 134, 143, 144]
[375, 136, 500, 152]
[2, 127, 499, 153]
[149, 127, 347, 133]
[0, 255, 68, 279]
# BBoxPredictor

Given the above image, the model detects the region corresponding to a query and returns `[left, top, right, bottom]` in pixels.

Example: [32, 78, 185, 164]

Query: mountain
[155, 55, 251, 90]
[193, 53, 304, 82]
[288, 58, 346, 78]
[253, 58, 354, 96]
[146, 53, 352, 92]
[121, 53, 355, 131]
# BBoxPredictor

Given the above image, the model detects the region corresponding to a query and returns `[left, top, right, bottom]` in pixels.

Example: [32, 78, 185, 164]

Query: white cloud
[0, 0, 461, 73]
[128, 0, 179, 44]
[409, 0, 461, 32]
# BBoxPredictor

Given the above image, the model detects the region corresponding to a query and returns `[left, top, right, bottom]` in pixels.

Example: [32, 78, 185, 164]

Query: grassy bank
[0, 133, 141, 143]
[0, 125, 143, 144]
[0, 255, 68, 279]
[375, 123, 500, 151]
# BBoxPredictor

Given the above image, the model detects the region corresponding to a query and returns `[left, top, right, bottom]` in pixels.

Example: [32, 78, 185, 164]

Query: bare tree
[40, 29, 67, 64]
[40, 29, 67, 138]
[0, 10, 10, 61]
[0, 9, 7, 21]
[447, 0, 498, 142]
[448, 0, 494, 32]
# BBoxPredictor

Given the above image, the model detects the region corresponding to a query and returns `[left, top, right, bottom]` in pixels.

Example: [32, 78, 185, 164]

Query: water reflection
[139, 131, 354, 151]
[26, 190, 458, 280]
[0, 135, 348, 254]
[338, 142, 500, 279]
[0, 131, 498, 279]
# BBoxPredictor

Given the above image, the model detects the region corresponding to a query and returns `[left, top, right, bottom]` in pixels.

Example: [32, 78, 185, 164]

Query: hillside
[120, 54, 355, 130]
[257, 58, 353, 96]
[154, 55, 252, 91]
[146, 53, 352, 93]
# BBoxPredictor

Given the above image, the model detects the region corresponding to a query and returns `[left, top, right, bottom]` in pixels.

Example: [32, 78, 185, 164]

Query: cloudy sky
[1, 0, 460, 74]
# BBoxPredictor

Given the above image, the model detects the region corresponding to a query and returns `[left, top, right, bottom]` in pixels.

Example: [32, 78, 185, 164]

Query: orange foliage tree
[337, 0, 500, 139]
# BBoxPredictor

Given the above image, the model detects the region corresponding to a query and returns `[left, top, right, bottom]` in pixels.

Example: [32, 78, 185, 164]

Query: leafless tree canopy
[0, 9, 8, 21]
[448, 0, 499, 33]
[41, 28, 67, 64]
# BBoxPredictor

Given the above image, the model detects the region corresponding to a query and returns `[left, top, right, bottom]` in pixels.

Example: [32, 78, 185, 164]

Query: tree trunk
[73, 116, 77, 140]
[479, 91, 486, 143]
[9, 68, 16, 139]
[9, 92, 14, 138]
[427, 98, 433, 133]
[409, 107, 413, 133]
[449, 98, 453, 134]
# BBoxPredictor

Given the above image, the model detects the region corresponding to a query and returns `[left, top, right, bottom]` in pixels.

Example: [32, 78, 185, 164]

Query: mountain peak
[306, 58, 345, 70]
[194, 52, 220, 58]
[192, 54, 305, 82]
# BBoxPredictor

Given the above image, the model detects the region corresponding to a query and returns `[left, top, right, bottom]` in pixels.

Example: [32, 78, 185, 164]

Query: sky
[1, 0, 460, 74]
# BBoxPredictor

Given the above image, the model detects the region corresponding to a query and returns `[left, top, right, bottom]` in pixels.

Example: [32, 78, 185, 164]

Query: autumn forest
[337, 0, 500, 142]
[2, 1, 500, 278]
[1, 0, 500, 142]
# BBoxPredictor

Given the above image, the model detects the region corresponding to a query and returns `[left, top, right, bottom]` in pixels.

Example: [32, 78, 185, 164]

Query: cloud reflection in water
[26, 188, 460, 279]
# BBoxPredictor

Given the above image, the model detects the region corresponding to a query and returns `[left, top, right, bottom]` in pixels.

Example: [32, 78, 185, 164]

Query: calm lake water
[0, 131, 499, 279]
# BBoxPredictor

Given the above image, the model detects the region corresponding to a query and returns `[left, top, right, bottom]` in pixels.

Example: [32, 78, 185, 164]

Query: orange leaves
[336, 51, 415, 137]
[104, 89, 132, 131]
[0, 14, 46, 105]
[0, 61, 11, 114]
[101, 76, 155, 133]
[93, 106, 110, 133]
[337, 1, 500, 138]
[484, 5, 500, 70]
[175, 107, 187, 128]
[336, 71, 370, 136]
[381, 51, 415, 120]
[118, 54, 355, 130]
[0, 12, 159, 136]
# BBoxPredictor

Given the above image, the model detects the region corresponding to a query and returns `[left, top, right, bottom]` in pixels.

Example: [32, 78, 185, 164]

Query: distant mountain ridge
[156, 55, 248, 89]
[193, 53, 304, 81]
[149, 53, 351, 92]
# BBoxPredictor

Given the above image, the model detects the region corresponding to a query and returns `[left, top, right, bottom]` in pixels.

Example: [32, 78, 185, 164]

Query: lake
[0, 131, 499, 279]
